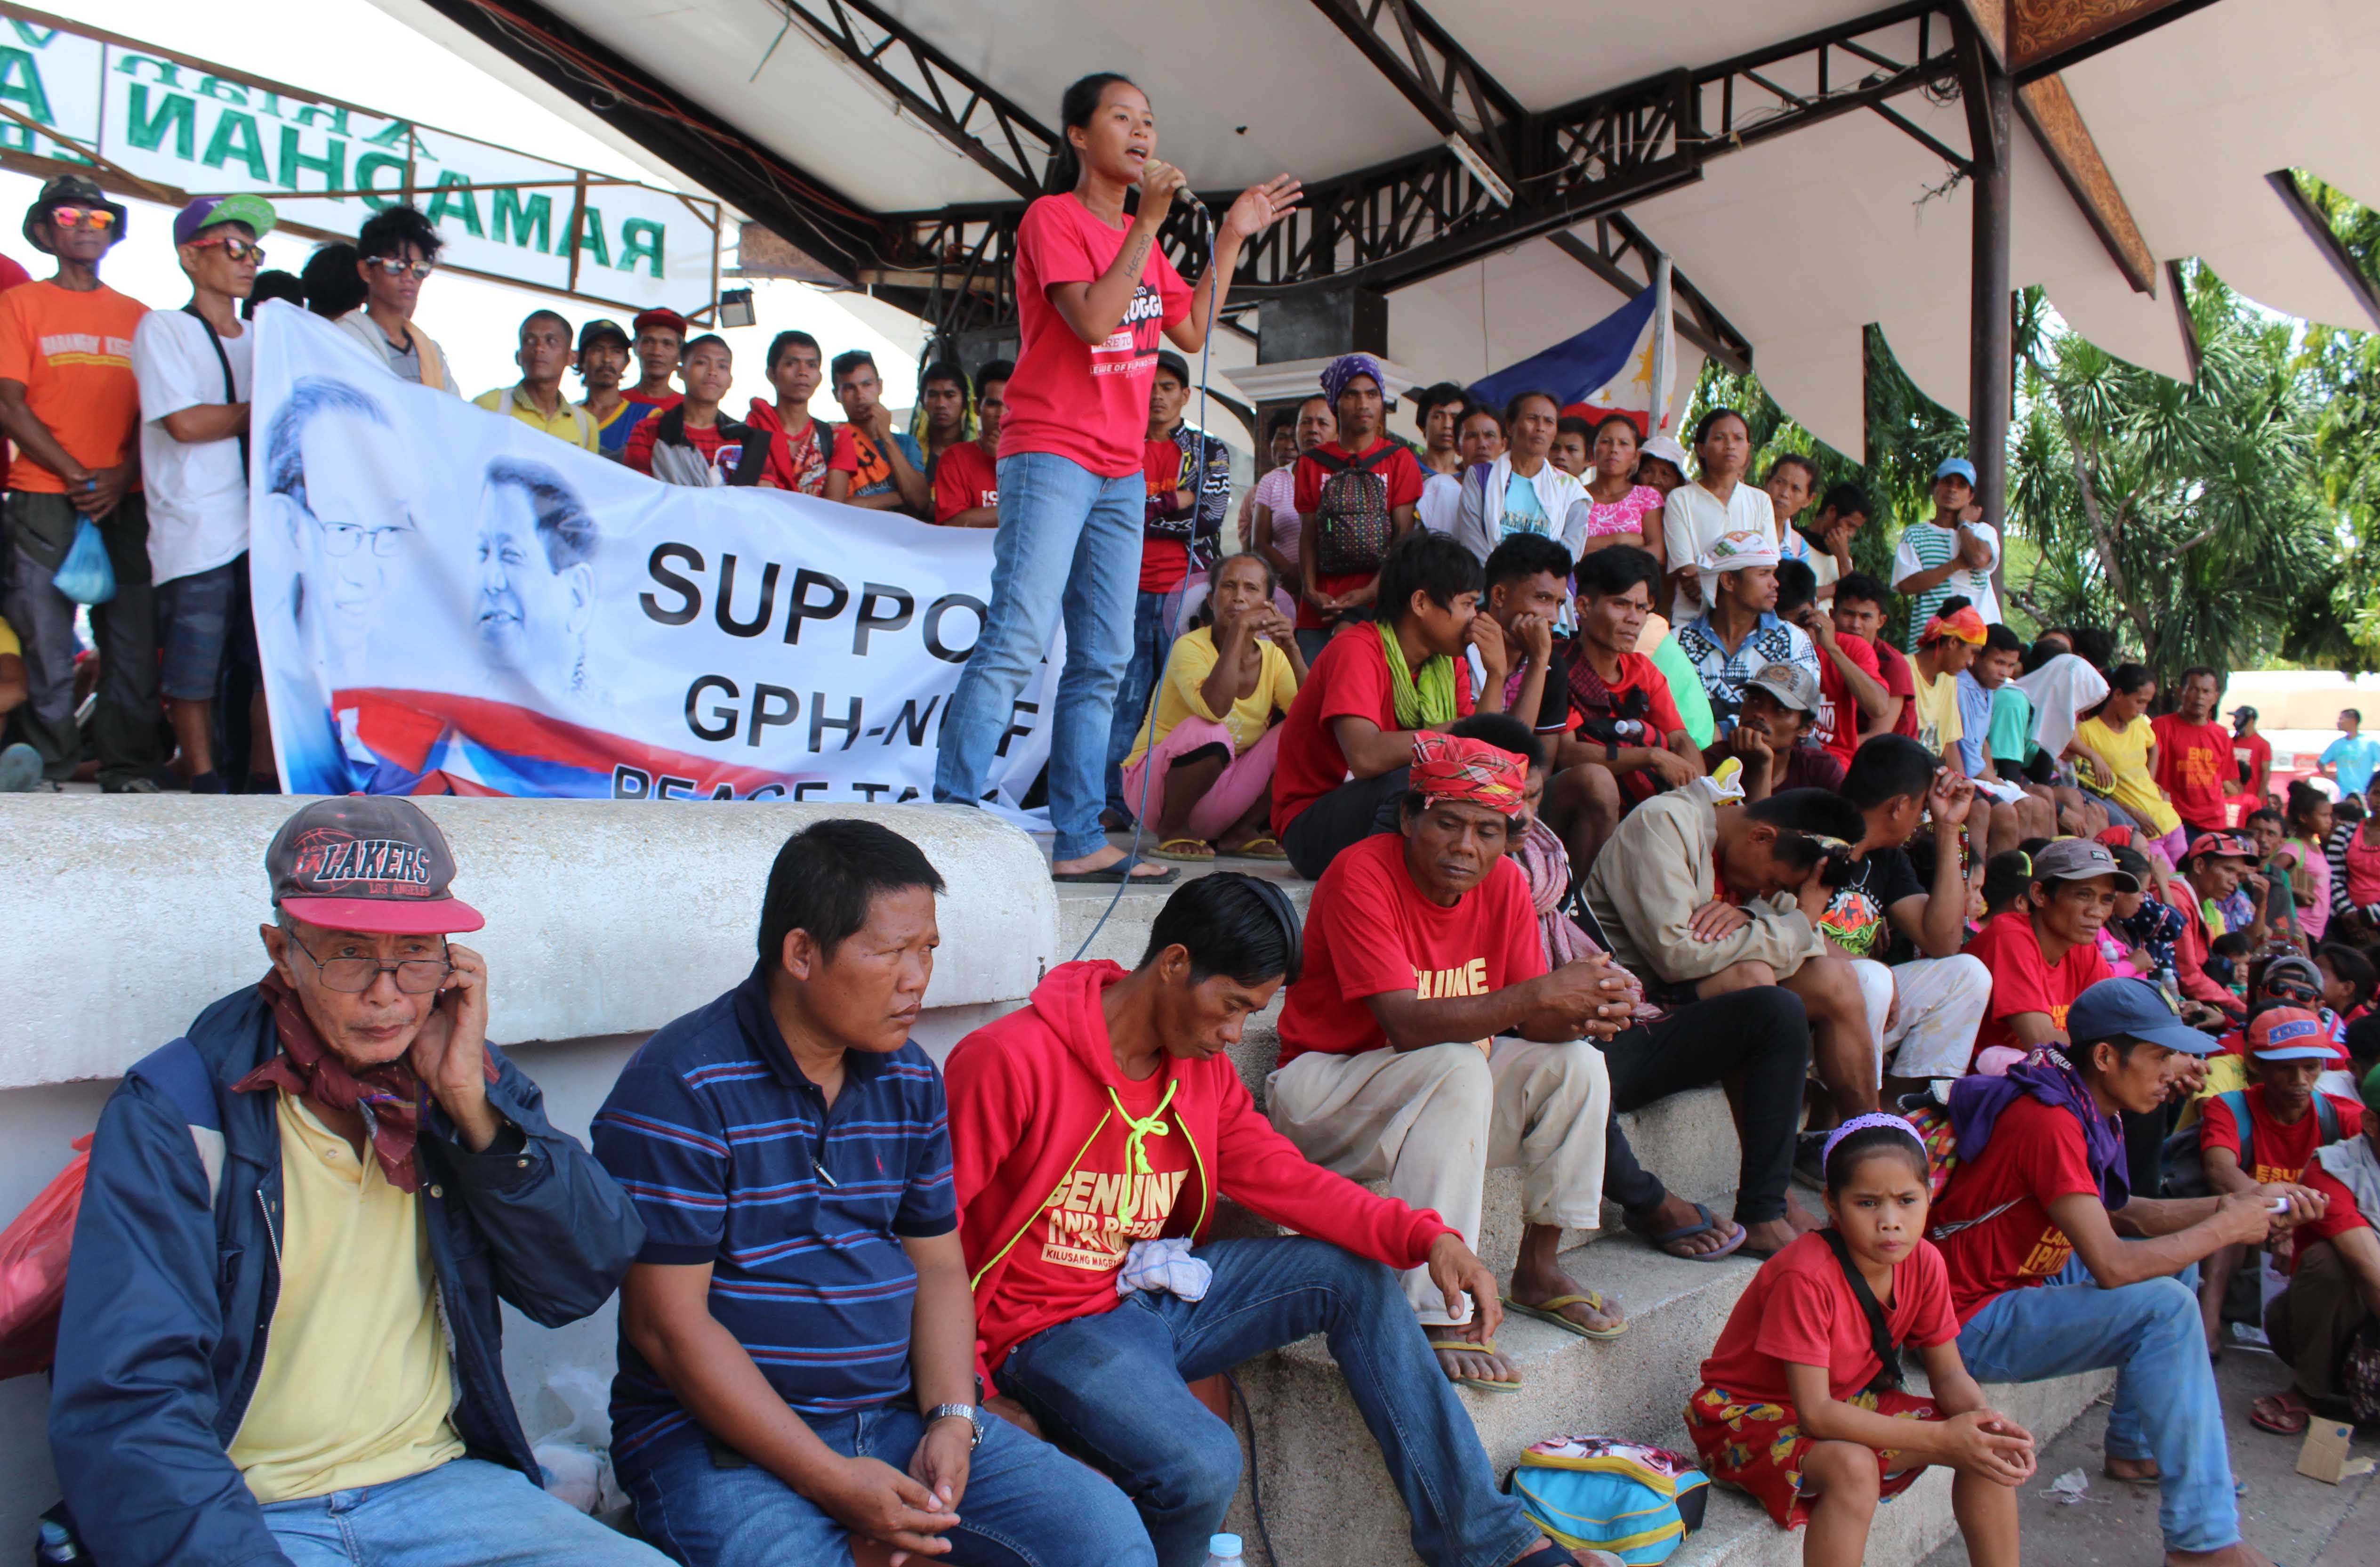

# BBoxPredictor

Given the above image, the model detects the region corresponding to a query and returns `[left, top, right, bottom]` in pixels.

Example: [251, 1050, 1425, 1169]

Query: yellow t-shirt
[0, 614, 18, 658]
[227, 1092, 464, 1503]
[474, 384, 597, 452]
[1910, 669, 1963, 760]
[1125, 625, 1299, 765]
[2074, 714, 2182, 835]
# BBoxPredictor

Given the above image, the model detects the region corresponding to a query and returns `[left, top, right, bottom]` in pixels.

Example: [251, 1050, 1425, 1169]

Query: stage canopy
[378, 0, 2380, 460]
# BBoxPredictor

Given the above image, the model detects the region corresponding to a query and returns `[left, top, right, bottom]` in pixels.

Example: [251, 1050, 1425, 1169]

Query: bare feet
[1051, 844, 1173, 880]
[1509, 1258, 1626, 1334]
[1786, 1194, 1827, 1232]
[1740, 1218, 1797, 1255]
[1636, 1193, 1744, 1258]
[1427, 1322, 1521, 1387]
[2107, 1454, 2160, 1484]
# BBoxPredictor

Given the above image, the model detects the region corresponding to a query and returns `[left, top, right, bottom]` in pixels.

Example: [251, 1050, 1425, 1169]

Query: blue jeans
[1957, 1258, 2235, 1552]
[934, 452, 1142, 860]
[997, 1236, 1539, 1567]
[1105, 585, 1185, 821]
[618, 1400, 1150, 1567]
[260, 1457, 668, 1566]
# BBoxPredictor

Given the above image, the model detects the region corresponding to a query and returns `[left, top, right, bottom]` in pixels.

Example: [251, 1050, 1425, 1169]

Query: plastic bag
[51, 517, 115, 606]
[530, 1366, 624, 1515]
[0, 1134, 93, 1381]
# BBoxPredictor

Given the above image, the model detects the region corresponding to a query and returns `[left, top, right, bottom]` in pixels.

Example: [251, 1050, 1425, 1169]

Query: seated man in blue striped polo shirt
[593, 819, 1150, 1567]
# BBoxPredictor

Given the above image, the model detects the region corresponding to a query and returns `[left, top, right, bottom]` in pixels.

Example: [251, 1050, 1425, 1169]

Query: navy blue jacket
[47, 985, 645, 1567]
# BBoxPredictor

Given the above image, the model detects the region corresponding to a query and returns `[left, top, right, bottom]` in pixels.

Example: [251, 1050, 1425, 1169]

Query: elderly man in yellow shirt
[474, 309, 596, 451]
[48, 796, 663, 1567]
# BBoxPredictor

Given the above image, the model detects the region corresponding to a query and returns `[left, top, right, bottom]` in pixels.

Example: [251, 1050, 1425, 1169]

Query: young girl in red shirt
[1687, 1116, 2036, 1566]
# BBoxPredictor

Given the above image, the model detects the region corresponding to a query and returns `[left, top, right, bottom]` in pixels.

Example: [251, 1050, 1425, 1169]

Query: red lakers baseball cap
[266, 797, 485, 935]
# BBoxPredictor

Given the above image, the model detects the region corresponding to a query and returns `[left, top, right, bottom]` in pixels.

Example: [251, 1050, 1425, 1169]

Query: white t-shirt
[1418, 470, 1463, 534]
[1660, 480, 1776, 621]
[1890, 519, 2002, 636]
[134, 308, 253, 586]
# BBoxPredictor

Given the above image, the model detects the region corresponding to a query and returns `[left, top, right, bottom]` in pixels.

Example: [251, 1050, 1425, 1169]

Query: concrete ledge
[0, 797, 1058, 1090]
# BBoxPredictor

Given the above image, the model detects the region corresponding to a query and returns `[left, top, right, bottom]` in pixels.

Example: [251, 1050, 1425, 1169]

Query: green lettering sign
[570, 204, 609, 269]
[197, 76, 247, 105]
[202, 110, 271, 182]
[425, 171, 482, 238]
[278, 126, 345, 195]
[617, 218, 664, 279]
[355, 151, 406, 212]
[0, 45, 53, 127]
[490, 187, 551, 254]
[8, 20, 58, 46]
[125, 84, 194, 160]
[291, 103, 351, 135]
[112, 53, 184, 87]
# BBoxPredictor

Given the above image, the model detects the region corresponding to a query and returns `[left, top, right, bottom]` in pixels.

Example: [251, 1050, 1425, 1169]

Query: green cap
[174, 193, 277, 246]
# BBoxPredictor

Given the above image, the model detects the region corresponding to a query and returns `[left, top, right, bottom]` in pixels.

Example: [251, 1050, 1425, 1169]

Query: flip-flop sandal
[1050, 861, 1180, 885]
[1227, 836, 1290, 861]
[1502, 1291, 1629, 1340]
[2101, 1463, 2161, 1488]
[1149, 838, 1216, 863]
[1425, 1334, 1523, 1392]
[1624, 1202, 1748, 1262]
[2250, 1396, 2312, 1436]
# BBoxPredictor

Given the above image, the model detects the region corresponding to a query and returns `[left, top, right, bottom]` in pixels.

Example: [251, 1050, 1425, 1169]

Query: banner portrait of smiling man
[248, 305, 1057, 806]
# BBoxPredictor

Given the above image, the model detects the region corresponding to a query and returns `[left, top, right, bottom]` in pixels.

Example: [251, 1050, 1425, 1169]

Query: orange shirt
[0, 279, 146, 493]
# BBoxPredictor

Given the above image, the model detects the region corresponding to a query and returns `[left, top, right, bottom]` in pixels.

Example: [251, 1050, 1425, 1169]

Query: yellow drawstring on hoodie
[1109, 1079, 1179, 1176]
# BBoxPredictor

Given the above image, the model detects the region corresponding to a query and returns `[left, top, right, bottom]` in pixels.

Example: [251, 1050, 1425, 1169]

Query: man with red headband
[1268, 731, 1628, 1391]
[49, 797, 658, 1567]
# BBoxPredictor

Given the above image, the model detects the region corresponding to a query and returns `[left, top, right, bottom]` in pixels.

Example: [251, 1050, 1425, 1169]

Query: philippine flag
[1468, 266, 1678, 437]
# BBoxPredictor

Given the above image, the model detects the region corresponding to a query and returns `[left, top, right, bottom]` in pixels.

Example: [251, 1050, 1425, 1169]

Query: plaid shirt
[1150, 419, 1234, 570]
[1674, 611, 1820, 726]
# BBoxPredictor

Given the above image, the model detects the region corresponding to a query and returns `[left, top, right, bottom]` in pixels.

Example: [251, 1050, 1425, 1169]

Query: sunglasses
[187, 234, 265, 264]
[45, 206, 117, 232]
[363, 256, 435, 281]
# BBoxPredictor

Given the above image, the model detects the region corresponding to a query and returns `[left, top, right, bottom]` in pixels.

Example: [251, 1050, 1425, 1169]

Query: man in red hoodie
[948, 873, 1592, 1567]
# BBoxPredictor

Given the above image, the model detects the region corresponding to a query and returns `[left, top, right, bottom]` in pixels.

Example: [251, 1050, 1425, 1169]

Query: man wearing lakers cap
[49, 797, 661, 1567]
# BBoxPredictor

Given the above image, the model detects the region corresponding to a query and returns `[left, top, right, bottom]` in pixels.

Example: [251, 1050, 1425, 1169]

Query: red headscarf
[1409, 732, 1526, 816]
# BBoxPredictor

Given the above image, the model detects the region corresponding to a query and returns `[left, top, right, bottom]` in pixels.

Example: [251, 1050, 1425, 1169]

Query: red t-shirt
[1140, 438, 1190, 592]
[745, 400, 830, 495]
[1292, 439, 1427, 630]
[623, 415, 746, 481]
[1270, 624, 1476, 837]
[2199, 1087, 2363, 1187]
[1585, 649, 1689, 743]
[2153, 714, 2233, 827]
[1961, 911, 2113, 1065]
[623, 388, 683, 410]
[1933, 1095, 2106, 1323]
[1275, 833, 1544, 1066]
[2230, 730, 2271, 800]
[1000, 194, 1191, 478]
[2297, 1162, 2373, 1250]
[1873, 639, 1920, 739]
[986, 1060, 1195, 1327]
[1697, 1230, 1961, 1405]
[1812, 633, 1882, 767]
[933, 439, 999, 524]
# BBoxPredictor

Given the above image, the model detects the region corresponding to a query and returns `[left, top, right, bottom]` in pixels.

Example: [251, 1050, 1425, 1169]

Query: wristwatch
[926, 1402, 985, 1449]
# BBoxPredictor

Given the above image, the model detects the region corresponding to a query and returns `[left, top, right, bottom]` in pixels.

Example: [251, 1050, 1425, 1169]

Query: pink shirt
[1582, 484, 1665, 540]
[999, 194, 1192, 478]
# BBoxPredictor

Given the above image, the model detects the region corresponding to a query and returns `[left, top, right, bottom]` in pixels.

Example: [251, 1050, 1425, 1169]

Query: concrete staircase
[1053, 872, 2115, 1567]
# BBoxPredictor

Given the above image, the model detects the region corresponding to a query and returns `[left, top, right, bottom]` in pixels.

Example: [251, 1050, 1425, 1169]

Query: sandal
[1424, 1334, 1523, 1393]
[2250, 1392, 2312, 1436]
[1149, 838, 1216, 863]
[1503, 1291, 1629, 1340]
[1623, 1201, 1748, 1262]
[1225, 836, 1290, 861]
[1051, 860, 1179, 885]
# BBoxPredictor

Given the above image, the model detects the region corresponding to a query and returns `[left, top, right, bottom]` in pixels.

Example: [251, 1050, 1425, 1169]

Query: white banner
[250, 304, 1057, 808]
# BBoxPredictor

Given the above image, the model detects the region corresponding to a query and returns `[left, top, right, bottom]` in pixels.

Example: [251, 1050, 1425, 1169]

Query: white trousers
[1266, 1038, 1610, 1324]
[1851, 954, 1994, 1083]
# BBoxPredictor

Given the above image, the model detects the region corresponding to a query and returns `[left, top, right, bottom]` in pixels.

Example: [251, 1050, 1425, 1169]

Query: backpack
[1896, 1092, 2031, 1243]
[2161, 1088, 2340, 1199]
[1309, 444, 1397, 576]
[1505, 1435, 1707, 1565]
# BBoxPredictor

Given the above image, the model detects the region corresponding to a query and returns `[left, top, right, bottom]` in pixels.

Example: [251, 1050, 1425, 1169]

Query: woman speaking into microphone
[934, 72, 1299, 881]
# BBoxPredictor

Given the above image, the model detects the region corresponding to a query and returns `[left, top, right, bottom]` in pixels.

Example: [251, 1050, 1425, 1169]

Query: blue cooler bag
[1506, 1435, 1708, 1565]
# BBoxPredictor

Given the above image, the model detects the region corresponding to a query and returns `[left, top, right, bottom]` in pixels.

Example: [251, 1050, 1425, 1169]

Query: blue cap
[1934, 457, 1977, 486]
[1206, 1536, 1243, 1561]
[2066, 977, 2216, 1055]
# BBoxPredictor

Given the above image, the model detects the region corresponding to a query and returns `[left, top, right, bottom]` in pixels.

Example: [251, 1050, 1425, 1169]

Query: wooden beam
[2008, 0, 2224, 81]
[2266, 170, 2380, 332]
[1955, 0, 2008, 70]
[2016, 73, 2158, 295]
[2166, 260, 2203, 383]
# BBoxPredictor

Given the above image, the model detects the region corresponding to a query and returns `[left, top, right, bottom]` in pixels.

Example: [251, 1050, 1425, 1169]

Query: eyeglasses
[313, 519, 412, 557]
[285, 933, 451, 994]
[188, 234, 266, 264]
[2266, 983, 2319, 1005]
[363, 256, 435, 281]
[45, 206, 117, 232]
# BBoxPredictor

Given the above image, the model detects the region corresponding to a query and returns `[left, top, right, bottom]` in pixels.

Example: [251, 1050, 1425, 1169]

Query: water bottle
[33, 1519, 84, 1564]
[1201, 1534, 1244, 1567]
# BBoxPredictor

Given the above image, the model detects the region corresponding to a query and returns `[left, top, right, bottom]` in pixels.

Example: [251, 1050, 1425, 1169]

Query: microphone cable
[1069, 198, 1219, 963]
